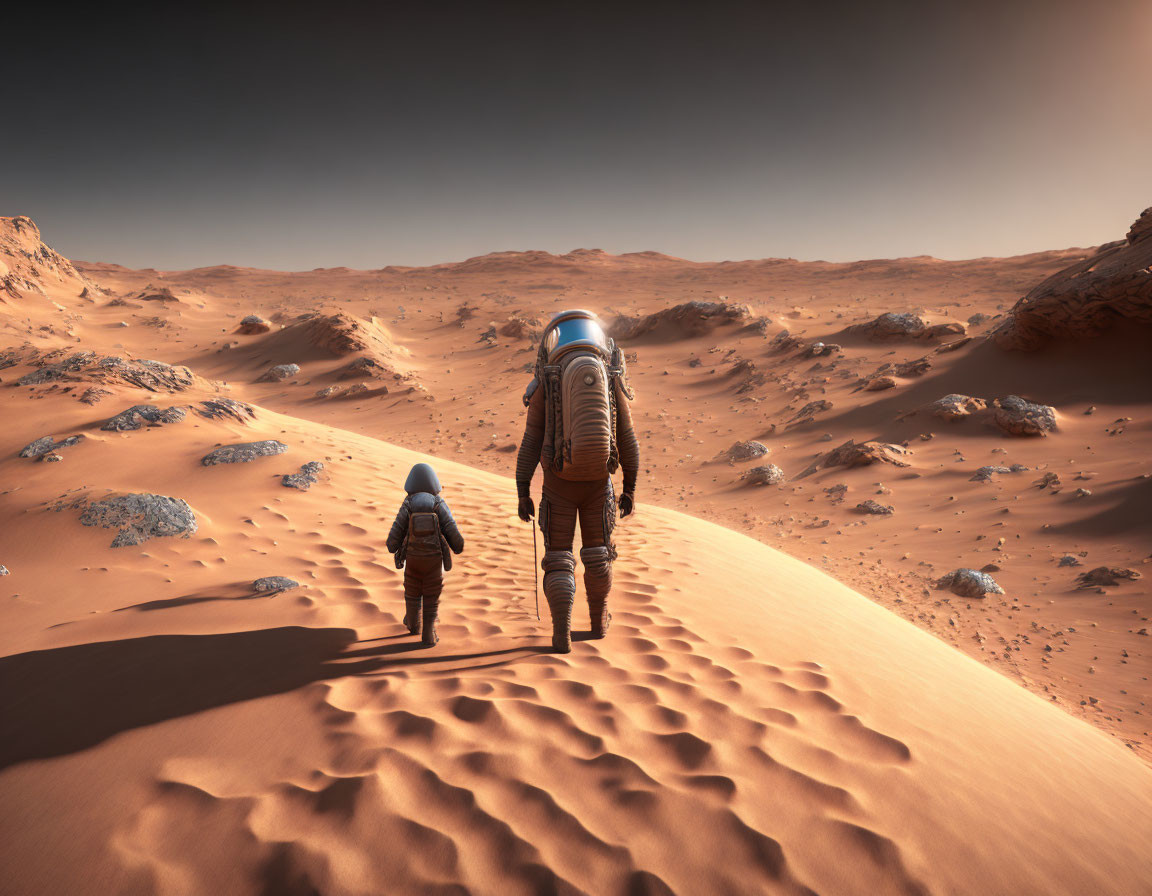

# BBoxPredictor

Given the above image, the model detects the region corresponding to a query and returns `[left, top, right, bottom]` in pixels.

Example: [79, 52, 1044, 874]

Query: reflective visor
[544, 315, 607, 362]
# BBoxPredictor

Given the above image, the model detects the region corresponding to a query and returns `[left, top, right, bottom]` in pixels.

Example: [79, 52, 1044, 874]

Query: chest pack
[537, 340, 631, 482]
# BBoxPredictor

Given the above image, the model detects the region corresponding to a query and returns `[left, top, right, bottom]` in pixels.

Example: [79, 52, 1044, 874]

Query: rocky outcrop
[20, 434, 85, 458]
[253, 576, 299, 592]
[501, 316, 544, 341]
[929, 394, 987, 421]
[78, 493, 197, 547]
[993, 207, 1152, 350]
[259, 363, 300, 383]
[102, 404, 187, 431]
[1077, 566, 1141, 588]
[787, 400, 833, 425]
[0, 215, 97, 299]
[16, 351, 199, 392]
[856, 500, 894, 515]
[937, 568, 1004, 598]
[237, 314, 272, 334]
[848, 313, 966, 341]
[282, 461, 324, 490]
[193, 398, 256, 423]
[610, 301, 752, 341]
[741, 464, 785, 486]
[801, 440, 911, 477]
[993, 396, 1058, 436]
[970, 464, 1028, 482]
[202, 441, 287, 465]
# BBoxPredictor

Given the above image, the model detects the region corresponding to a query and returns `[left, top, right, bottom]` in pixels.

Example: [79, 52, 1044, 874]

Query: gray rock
[194, 398, 256, 423]
[741, 464, 785, 486]
[970, 464, 1028, 482]
[20, 434, 85, 458]
[723, 440, 770, 462]
[238, 315, 272, 334]
[79, 493, 197, 547]
[101, 404, 188, 431]
[202, 441, 288, 466]
[937, 568, 1005, 598]
[17, 353, 196, 391]
[282, 461, 324, 490]
[0, 565, 8, 575]
[1058, 555, 1082, 567]
[259, 363, 300, 382]
[253, 576, 299, 592]
[994, 395, 1058, 436]
[855, 499, 894, 515]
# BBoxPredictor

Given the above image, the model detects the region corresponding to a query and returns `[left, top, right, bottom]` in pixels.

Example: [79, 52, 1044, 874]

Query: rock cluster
[937, 568, 1004, 598]
[283, 461, 324, 490]
[848, 313, 967, 341]
[202, 441, 288, 465]
[102, 404, 187, 431]
[993, 207, 1152, 350]
[970, 464, 1028, 482]
[78, 493, 197, 547]
[993, 396, 1058, 436]
[500, 317, 544, 341]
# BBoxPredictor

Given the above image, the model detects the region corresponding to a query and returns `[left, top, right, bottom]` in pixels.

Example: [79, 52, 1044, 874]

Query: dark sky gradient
[4, 1, 1150, 269]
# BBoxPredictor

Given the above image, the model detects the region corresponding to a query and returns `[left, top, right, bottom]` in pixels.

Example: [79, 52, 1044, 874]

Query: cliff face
[993, 207, 1152, 351]
[0, 216, 95, 301]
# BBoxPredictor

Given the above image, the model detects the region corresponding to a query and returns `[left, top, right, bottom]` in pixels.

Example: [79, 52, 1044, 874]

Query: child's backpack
[531, 313, 633, 482]
[406, 502, 453, 570]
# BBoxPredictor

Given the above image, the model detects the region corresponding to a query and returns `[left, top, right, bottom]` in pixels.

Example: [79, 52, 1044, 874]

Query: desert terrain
[1, 212, 1150, 894]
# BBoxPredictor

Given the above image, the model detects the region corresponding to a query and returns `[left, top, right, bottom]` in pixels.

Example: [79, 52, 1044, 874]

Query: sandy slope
[1, 388, 1150, 896]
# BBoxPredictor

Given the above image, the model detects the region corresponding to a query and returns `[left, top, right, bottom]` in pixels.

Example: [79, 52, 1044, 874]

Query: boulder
[17, 352, 197, 392]
[993, 207, 1152, 350]
[101, 404, 187, 431]
[994, 396, 1057, 436]
[1057, 555, 1083, 567]
[856, 499, 894, 515]
[202, 441, 288, 466]
[253, 576, 299, 593]
[741, 464, 785, 486]
[500, 316, 544, 341]
[20, 434, 85, 459]
[937, 568, 1005, 598]
[970, 464, 1028, 482]
[259, 363, 300, 382]
[929, 394, 987, 421]
[282, 461, 324, 490]
[865, 375, 897, 391]
[610, 301, 752, 341]
[78, 493, 197, 547]
[723, 440, 770, 462]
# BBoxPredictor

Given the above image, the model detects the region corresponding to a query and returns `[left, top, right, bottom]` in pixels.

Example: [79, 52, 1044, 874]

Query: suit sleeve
[615, 382, 640, 495]
[515, 384, 546, 500]
[437, 499, 465, 554]
[385, 499, 410, 553]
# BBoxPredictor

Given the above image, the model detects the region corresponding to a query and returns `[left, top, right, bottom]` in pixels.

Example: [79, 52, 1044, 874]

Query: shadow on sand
[0, 626, 549, 770]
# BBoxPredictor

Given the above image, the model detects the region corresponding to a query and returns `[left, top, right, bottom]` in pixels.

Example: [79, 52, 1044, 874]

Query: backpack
[536, 339, 632, 481]
[399, 499, 453, 570]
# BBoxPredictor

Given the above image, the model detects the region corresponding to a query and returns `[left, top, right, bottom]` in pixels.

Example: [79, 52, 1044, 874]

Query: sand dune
[1, 387, 1150, 895]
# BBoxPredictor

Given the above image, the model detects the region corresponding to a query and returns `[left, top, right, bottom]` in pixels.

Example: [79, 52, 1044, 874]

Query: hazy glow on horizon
[3, 2, 1150, 270]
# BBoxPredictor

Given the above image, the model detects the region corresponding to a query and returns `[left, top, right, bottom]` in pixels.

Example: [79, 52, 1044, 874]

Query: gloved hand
[619, 492, 634, 518]
[518, 495, 535, 522]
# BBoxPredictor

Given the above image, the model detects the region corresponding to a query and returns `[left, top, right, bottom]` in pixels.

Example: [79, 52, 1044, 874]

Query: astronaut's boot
[542, 551, 577, 653]
[581, 545, 614, 638]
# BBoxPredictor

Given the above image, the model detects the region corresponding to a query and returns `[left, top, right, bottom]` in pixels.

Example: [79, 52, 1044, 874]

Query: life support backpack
[400, 498, 453, 570]
[530, 337, 633, 482]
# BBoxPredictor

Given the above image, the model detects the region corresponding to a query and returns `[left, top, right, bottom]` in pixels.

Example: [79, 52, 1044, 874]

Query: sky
[3, 1, 1150, 270]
